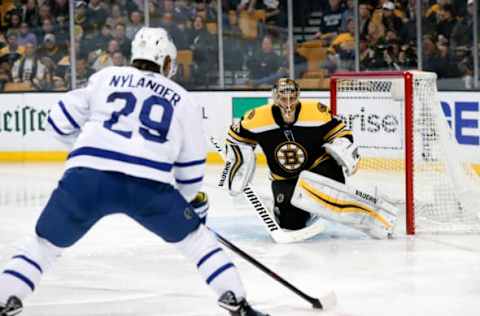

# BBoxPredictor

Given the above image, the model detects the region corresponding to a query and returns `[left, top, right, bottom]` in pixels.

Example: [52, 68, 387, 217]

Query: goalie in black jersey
[224, 78, 398, 239]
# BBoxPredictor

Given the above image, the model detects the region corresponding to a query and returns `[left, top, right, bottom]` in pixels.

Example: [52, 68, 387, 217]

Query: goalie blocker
[291, 171, 399, 239]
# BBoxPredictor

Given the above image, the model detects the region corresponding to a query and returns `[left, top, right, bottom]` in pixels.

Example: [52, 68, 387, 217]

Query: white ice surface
[0, 163, 479, 316]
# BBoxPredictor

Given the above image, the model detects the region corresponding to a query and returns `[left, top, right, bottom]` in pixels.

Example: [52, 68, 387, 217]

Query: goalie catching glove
[190, 191, 209, 224]
[323, 137, 360, 176]
[221, 140, 256, 196]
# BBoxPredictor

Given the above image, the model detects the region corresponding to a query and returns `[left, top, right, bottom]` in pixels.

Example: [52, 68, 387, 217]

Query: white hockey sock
[174, 225, 246, 300]
[0, 235, 63, 304]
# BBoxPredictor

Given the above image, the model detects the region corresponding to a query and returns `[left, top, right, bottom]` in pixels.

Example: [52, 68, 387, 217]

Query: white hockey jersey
[47, 66, 206, 201]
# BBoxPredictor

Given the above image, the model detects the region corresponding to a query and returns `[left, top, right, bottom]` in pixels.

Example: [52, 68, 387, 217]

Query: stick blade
[313, 291, 337, 310]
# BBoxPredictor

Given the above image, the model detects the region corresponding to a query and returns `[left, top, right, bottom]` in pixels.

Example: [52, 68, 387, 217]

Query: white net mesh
[333, 71, 480, 234]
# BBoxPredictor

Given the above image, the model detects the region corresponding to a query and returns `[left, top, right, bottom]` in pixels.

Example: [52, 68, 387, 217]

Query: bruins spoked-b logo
[275, 141, 307, 172]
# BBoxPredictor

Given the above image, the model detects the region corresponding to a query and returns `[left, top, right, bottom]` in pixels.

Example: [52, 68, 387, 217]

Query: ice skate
[0, 296, 22, 316]
[218, 291, 269, 316]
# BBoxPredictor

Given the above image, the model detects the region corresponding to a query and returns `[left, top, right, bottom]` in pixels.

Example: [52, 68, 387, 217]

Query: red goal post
[329, 71, 480, 235]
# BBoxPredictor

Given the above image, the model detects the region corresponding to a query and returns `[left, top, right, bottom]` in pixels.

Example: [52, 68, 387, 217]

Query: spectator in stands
[245, 34, 282, 84]
[436, 4, 457, 41]
[112, 51, 126, 66]
[86, 0, 108, 33]
[331, 17, 355, 71]
[17, 22, 37, 47]
[223, 9, 245, 71]
[74, 1, 89, 33]
[160, 12, 190, 50]
[0, 31, 24, 61]
[8, 12, 22, 35]
[50, 0, 68, 19]
[190, 14, 218, 86]
[89, 24, 112, 52]
[0, 54, 13, 91]
[194, 1, 216, 22]
[366, 20, 385, 47]
[112, 23, 131, 59]
[252, 40, 307, 86]
[21, 0, 39, 28]
[422, 34, 446, 77]
[11, 42, 46, 90]
[54, 15, 69, 46]
[313, 0, 345, 45]
[358, 2, 372, 37]
[109, 3, 127, 26]
[75, 53, 94, 88]
[340, 0, 354, 32]
[92, 39, 119, 71]
[37, 33, 64, 64]
[380, 1, 403, 34]
[38, 18, 55, 43]
[126, 10, 143, 40]
[37, 3, 53, 27]
[450, 0, 477, 50]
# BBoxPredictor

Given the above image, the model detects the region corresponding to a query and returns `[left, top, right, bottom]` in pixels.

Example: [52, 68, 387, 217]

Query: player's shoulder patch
[317, 102, 329, 113]
[296, 101, 332, 125]
[241, 104, 276, 132]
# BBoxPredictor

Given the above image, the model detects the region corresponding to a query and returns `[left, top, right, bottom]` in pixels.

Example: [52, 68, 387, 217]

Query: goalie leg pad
[291, 171, 399, 239]
[223, 140, 256, 196]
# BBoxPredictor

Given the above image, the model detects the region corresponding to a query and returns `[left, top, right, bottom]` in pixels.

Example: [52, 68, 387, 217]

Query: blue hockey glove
[190, 191, 209, 224]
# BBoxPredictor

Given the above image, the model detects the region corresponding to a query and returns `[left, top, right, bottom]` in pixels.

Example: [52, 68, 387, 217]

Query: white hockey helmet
[131, 27, 177, 78]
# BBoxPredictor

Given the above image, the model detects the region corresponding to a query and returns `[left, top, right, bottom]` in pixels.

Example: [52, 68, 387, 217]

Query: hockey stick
[209, 136, 325, 243]
[212, 229, 337, 310]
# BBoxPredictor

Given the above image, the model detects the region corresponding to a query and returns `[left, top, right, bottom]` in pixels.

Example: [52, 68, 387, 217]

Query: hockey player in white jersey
[0, 27, 268, 316]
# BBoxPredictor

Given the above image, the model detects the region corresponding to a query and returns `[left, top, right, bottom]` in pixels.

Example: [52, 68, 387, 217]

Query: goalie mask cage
[330, 71, 480, 235]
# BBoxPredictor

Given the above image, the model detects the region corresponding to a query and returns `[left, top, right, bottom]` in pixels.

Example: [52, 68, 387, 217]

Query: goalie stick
[209, 136, 325, 243]
[212, 228, 337, 310]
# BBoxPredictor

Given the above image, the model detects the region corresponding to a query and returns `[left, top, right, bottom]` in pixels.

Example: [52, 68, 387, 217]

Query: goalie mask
[273, 78, 300, 123]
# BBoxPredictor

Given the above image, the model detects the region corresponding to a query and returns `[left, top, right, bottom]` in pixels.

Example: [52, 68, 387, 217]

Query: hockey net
[330, 71, 480, 234]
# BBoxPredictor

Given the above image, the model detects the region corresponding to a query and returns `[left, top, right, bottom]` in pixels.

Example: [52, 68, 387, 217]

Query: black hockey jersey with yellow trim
[228, 100, 353, 180]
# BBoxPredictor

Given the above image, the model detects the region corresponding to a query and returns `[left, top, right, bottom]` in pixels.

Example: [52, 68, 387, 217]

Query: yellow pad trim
[298, 179, 392, 229]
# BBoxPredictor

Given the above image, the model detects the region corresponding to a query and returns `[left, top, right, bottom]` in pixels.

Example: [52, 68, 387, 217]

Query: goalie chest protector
[228, 101, 353, 180]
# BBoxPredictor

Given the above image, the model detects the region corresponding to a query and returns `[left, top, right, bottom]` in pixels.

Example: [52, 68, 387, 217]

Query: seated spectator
[37, 18, 55, 43]
[21, 0, 40, 28]
[224, 10, 245, 71]
[0, 54, 13, 91]
[450, 0, 477, 50]
[7, 12, 22, 35]
[11, 42, 46, 90]
[75, 54, 94, 88]
[245, 34, 282, 83]
[92, 39, 120, 71]
[112, 23, 131, 59]
[109, 3, 127, 27]
[436, 4, 457, 42]
[112, 51, 126, 66]
[160, 12, 190, 50]
[50, 0, 68, 19]
[189, 15, 218, 85]
[126, 10, 143, 40]
[17, 22, 37, 47]
[380, 1, 404, 34]
[0, 31, 25, 60]
[36, 3, 53, 27]
[37, 33, 65, 64]
[422, 34, 446, 78]
[87, 0, 109, 33]
[330, 17, 355, 71]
